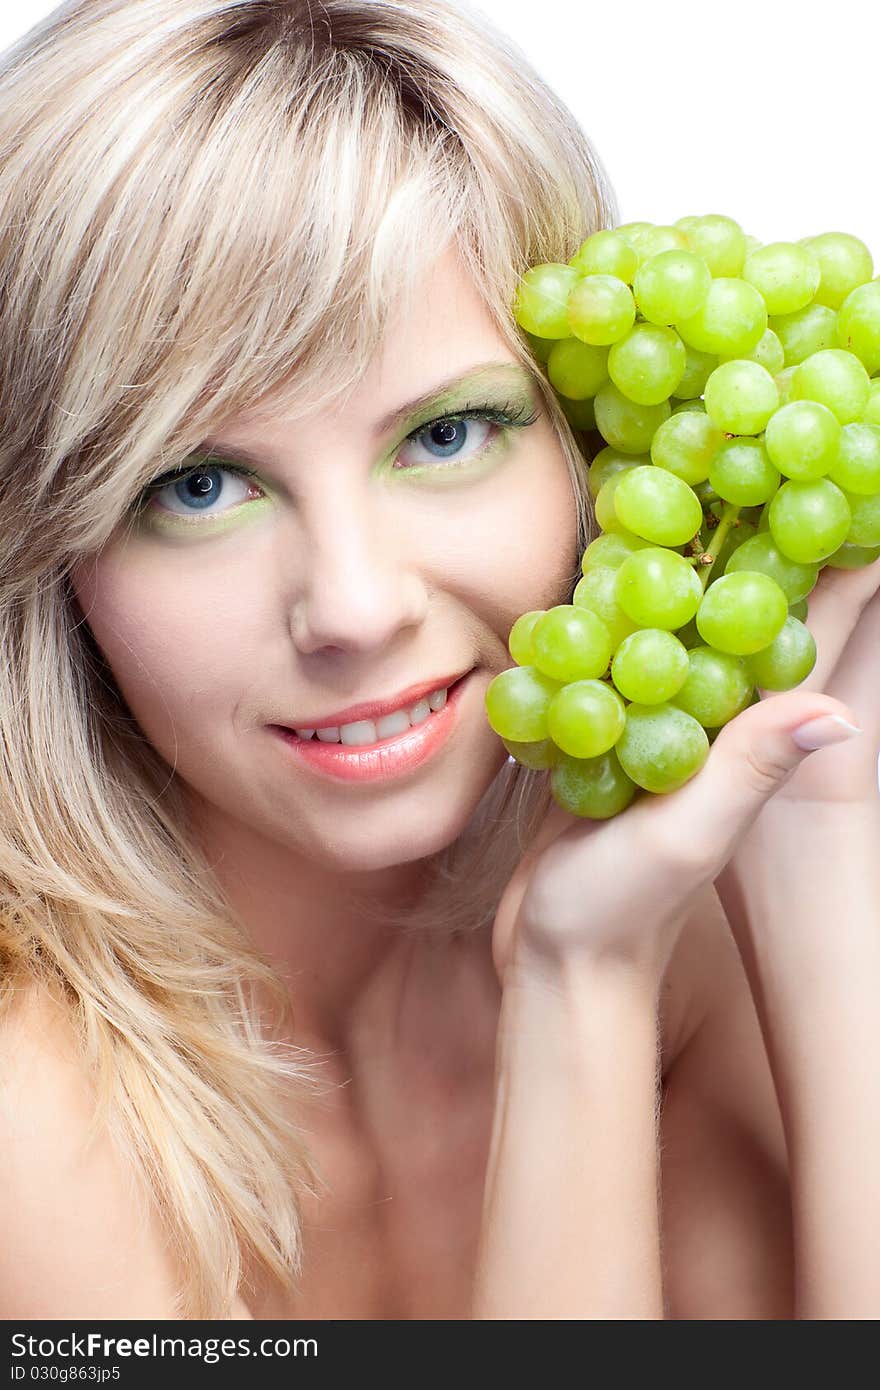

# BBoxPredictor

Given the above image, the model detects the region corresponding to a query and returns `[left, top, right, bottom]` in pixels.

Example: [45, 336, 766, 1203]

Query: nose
[288, 493, 429, 655]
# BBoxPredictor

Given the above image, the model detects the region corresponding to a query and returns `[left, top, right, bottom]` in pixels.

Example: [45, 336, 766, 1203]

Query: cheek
[439, 445, 582, 648]
[68, 550, 254, 760]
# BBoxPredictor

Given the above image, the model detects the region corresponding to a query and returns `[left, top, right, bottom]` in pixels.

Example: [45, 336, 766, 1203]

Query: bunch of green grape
[485, 215, 880, 818]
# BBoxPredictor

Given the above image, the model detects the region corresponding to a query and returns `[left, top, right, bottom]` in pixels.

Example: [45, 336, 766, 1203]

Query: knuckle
[741, 744, 793, 797]
[639, 820, 713, 881]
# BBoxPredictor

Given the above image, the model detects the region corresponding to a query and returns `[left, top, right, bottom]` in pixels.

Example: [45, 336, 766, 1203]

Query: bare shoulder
[0, 981, 188, 1318]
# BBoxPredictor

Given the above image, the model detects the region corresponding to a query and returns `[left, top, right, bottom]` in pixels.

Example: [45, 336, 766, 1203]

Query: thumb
[667, 691, 862, 856]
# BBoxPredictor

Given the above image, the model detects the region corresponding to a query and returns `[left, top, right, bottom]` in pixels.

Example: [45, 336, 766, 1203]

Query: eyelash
[131, 398, 541, 516]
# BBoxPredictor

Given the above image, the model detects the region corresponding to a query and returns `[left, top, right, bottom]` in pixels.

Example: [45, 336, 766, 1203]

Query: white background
[1, 0, 876, 247]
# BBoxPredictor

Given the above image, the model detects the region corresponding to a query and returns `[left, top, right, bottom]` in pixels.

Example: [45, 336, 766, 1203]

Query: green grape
[615, 703, 710, 793]
[763, 400, 841, 480]
[633, 250, 712, 325]
[721, 327, 785, 376]
[616, 221, 653, 241]
[607, 323, 687, 404]
[550, 748, 637, 819]
[863, 380, 880, 428]
[790, 348, 871, 423]
[768, 477, 852, 562]
[569, 230, 639, 283]
[572, 568, 640, 650]
[547, 338, 609, 398]
[746, 616, 817, 691]
[510, 223, 879, 822]
[567, 274, 637, 345]
[675, 215, 702, 235]
[559, 395, 597, 431]
[682, 214, 748, 276]
[674, 345, 719, 398]
[650, 410, 724, 486]
[594, 472, 629, 532]
[508, 610, 544, 665]
[824, 541, 880, 569]
[613, 465, 703, 545]
[723, 531, 818, 603]
[704, 360, 780, 434]
[708, 437, 781, 507]
[501, 736, 558, 770]
[514, 263, 581, 337]
[696, 571, 788, 654]
[770, 303, 838, 366]
[581, 530, 652, 573]
[611, 628, 690, 703]
[741, 241, 821, 315]
[587, 446, 647, 498]
[547, 679, 627, 758]
[827, 421, 880, 494]
[775, 365, 798, 405]
[805, 232, 873, 309]
[522, 330, 555, 364]
[630, 225, 690, 263]
[676, 277, 768, 357]
[594, 381, 672, 452]
[485, 665, 562, 742]
[842, 489, 880, 546]
[532, 604, 613, 682]
[615, 547, 704, 629]
[672, 646, 754, 727]
[836, 280, 880, 374]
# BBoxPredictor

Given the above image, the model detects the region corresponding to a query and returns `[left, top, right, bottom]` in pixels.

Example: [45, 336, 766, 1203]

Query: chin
[310, 818, 461, 875]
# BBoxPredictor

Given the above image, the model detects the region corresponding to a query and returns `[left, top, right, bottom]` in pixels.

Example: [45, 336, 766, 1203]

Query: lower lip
[269, 672, 474, 784]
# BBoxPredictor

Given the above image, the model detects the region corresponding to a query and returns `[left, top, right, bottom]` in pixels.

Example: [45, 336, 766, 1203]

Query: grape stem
[691, 501, 742, 590]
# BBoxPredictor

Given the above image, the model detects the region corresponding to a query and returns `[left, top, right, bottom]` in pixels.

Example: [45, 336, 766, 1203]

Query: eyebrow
[196, 361, 538, 466]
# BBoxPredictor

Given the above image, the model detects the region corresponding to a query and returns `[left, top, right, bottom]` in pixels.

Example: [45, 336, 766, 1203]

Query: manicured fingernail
[791, 715, 863, 751]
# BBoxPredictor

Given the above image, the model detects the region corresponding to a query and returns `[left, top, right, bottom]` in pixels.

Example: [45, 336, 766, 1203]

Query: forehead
[230, 244, 513, 435]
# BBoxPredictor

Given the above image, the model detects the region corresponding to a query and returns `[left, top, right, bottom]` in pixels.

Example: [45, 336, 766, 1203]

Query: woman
[1, 0, 878, 1322]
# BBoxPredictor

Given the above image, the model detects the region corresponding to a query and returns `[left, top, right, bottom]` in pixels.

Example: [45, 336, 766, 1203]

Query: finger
[513, 690, 858, 956]
[639, 688, 863, 877]
[795, 555, 880, 693]
[814, 585, 880, 725]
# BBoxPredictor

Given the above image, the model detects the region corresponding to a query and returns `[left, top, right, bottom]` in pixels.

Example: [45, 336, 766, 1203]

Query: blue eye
[131, 397, 541, 521]
[396, 415, 496, 467]
[395, 400, 540, 472]
[134, 461, 259, 521]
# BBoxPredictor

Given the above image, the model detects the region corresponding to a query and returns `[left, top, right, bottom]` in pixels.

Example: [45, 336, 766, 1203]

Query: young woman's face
[69, 247, 581, 874]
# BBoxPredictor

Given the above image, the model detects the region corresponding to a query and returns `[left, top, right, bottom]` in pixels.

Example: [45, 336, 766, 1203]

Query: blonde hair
[0, 0, 615, 1318]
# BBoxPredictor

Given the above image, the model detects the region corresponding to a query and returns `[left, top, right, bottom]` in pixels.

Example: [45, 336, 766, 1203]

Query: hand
[754, 554, 880, 809]
[491, 687, 861, 989]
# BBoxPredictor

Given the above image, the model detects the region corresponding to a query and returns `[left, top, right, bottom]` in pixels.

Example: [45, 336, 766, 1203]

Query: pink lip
[269, 670, 474, 783]
[280, 669, 472, 732]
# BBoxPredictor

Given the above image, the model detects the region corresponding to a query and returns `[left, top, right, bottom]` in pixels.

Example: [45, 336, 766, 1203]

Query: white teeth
[373, 708, 413, 741]
[293, 685, 450, 745]
[408, 698, 431, 726]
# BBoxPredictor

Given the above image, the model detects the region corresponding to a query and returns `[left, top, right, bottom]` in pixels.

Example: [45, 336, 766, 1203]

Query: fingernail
[791, 715, 863, 751]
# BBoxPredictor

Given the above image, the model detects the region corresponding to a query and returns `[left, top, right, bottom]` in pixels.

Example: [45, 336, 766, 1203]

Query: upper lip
[277, 669, 472, 731]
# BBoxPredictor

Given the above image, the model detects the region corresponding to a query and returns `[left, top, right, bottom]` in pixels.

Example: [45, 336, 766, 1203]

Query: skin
[68, 244, 580, 1099]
